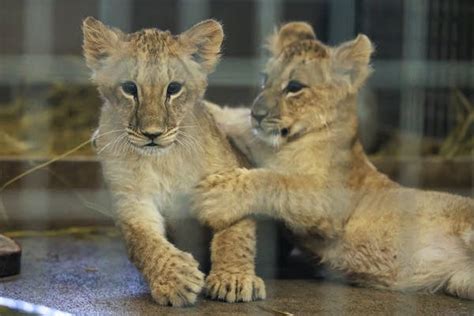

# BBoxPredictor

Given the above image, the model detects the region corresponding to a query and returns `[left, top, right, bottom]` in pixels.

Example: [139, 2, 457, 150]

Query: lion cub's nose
[251, 110, 268, 124]
[141, 130, 163, 140]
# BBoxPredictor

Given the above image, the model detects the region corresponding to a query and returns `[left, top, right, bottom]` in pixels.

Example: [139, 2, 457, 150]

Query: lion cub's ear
[267, 22, 316, 55]
[82, 17, 124, 71]
[180, 19, 224, 73]
[332, 34, 374, 93]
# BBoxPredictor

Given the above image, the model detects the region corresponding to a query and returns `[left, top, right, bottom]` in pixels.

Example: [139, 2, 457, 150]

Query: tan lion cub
[195, 22, 474, 300]
[82, 17, 265, 306]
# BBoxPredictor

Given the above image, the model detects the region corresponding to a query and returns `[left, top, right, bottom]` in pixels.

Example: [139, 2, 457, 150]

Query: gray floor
[1, 229, 474, 315]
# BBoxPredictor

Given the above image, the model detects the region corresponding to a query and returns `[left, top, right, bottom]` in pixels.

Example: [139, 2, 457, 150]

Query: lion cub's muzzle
[127, 126, 178, 149]
[251, 110, 290, 139]
[251, 94, 290, 138]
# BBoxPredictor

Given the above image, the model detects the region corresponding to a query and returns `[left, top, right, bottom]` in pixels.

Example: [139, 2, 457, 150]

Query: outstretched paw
[205, 272, 266, 303]
[193, 168, 251, 230]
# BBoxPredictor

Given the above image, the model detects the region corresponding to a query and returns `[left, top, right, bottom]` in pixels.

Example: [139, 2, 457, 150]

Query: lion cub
[82, 17, 265, 306]
[195, 22, 474, 300]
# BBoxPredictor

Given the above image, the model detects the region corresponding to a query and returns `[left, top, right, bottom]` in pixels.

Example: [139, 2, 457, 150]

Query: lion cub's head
[252, 22, 374, 147]
[82, 17, 223, 154]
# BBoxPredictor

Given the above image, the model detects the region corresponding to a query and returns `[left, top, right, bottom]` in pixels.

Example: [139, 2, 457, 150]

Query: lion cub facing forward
[196, 22, 474, 300]
[82, 17, 265, 306]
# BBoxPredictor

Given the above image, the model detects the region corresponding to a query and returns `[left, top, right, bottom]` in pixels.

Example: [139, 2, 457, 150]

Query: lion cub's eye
[285, 80, 306, 94]
[167, 82, 182, 96]
[121, 81, 138, 98]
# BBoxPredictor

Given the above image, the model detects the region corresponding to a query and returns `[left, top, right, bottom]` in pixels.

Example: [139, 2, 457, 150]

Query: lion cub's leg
[195, 168, 347, 237]
[398, 228, 474, 300]
[206, 218, 266, 302]
[117, 200, 205, 306]
[444, 229, 474, 299]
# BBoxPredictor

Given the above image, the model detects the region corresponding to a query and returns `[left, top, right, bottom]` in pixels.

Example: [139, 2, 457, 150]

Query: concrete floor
[1, 229, 474, 315]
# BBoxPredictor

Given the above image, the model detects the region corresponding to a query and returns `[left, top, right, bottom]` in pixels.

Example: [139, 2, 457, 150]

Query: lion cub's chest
[119, 155, 202, 216]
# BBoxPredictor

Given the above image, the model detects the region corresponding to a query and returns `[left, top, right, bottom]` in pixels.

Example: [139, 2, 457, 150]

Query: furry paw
[205, 272, 266, 302]
[193, 168, 251, 230]
[149, 250, 205, 306]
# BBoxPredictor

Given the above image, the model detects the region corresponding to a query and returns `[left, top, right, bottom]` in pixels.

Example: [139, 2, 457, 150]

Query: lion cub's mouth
[128, 131, 178, 151]
[252, 124, 292, 148]
[253, 123, 291, 139]
[144, 142, 159, 147]
[131, 141, 174, 150]
[253, 121, 308, 146]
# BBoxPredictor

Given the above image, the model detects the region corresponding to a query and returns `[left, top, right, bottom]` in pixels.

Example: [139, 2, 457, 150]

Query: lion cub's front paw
[205, 272, 266, 303]
[194, 168, 250, 229]
[149, 250, 205, 307]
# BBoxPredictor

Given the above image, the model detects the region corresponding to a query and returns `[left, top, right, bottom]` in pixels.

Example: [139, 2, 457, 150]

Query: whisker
[177, 133, 194, 151]
[117, 134, 130, 155]
[125, 128, 143, 138]
[94, 129, 125, 138]
[180, 131, 200, 148]
[178, 131, 202, 153]
[175, 137, 191, 154]
[111, 134, 128, 155]
[97, 139, 117, 155]
[97, 133, 126, 155]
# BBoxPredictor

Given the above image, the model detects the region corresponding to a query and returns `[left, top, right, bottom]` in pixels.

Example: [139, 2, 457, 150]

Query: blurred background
[0, 0, 472, 153]
[0, 1, 472, 314]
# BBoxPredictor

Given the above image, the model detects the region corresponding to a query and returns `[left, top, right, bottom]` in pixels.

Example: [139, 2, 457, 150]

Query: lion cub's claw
[205, 272, 266, 303]
[149, 251, 205, 307]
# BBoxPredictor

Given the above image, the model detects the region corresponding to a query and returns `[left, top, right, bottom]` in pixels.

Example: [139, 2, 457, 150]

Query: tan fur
[195, 22, 474, 300]
[82, 17, 265, 306]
